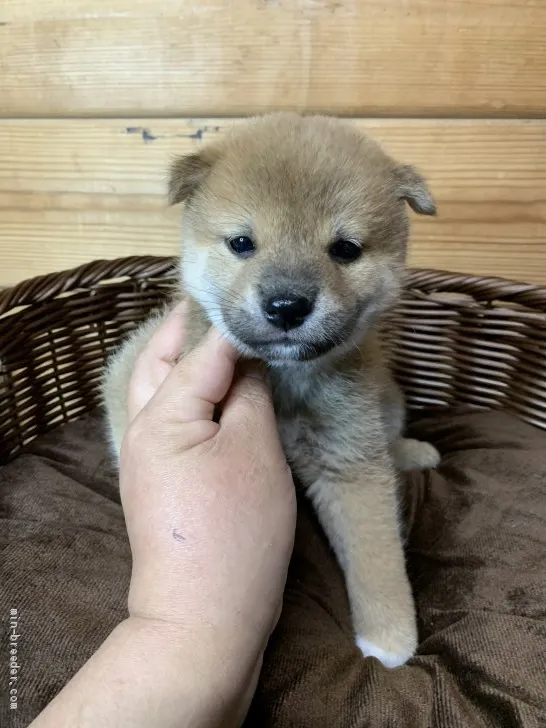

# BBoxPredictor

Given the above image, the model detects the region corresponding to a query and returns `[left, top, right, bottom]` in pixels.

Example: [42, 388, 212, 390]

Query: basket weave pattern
[2, 256, 546, 464]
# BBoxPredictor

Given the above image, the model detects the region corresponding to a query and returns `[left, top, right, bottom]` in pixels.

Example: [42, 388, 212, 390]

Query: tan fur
[101, 113, 440, 667]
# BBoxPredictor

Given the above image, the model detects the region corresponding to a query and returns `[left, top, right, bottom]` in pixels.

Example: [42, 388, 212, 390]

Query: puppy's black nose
[263, 295, 314, 331]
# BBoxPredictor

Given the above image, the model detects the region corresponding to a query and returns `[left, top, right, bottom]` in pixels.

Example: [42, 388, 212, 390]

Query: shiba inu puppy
[102, 112, 439, 668]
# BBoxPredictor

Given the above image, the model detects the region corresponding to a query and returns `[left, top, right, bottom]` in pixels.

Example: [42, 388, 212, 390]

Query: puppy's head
[170, 113, 435, 363]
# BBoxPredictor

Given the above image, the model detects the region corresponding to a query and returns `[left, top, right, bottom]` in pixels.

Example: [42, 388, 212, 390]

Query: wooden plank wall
[1, 0, 545, 286]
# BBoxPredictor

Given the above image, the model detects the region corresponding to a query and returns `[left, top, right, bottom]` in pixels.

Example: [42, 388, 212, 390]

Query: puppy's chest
[269, 366, 381, 480]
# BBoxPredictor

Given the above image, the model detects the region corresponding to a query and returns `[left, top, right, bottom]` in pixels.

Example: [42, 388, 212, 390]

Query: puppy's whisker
[210, 192, 253, 218]
[183, 287, 247, 310]
[183, 282, 248, 305]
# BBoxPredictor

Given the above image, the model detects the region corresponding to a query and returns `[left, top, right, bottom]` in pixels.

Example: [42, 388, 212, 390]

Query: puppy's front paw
[355, 631, 416, 668]
[352, 591, 418, 668]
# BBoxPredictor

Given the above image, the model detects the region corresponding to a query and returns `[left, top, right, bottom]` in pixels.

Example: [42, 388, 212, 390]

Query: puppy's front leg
[307, 459, 417, 668]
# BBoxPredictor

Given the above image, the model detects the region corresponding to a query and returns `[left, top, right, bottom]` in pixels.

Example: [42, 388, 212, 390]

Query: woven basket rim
[2, 256, 546, 315]
[0, 256, 177, 315]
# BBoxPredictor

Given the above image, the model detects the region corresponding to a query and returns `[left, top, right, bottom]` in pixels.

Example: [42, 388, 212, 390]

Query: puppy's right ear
[168, 148, 218, 205]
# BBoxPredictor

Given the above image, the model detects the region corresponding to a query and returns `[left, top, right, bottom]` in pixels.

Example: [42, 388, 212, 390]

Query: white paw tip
[424, 444, 441, 469]
[355, 635, 412, 668]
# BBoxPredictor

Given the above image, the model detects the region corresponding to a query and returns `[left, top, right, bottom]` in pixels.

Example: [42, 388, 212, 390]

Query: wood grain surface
[1, 118, 545, 286]
[1, 0, 545, 117]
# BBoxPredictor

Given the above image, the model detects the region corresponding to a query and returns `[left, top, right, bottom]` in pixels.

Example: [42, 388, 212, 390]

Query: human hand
[120, 301, 296, 686]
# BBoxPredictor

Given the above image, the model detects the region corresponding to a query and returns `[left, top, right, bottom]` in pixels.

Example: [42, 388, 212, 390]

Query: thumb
[151, 327, 239, 429]
[219, 361, 279, 437]
[127, 300, 188, 423]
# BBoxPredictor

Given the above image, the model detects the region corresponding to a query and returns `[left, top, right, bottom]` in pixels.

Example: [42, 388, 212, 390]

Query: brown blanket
[1, 409, 545, 727]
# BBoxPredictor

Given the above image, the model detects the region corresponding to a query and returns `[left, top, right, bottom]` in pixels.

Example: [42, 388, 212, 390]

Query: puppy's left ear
[396, 165, 436, 216]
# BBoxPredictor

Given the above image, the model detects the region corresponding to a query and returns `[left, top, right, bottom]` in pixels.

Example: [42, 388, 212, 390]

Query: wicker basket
[2, 256, 546, 465]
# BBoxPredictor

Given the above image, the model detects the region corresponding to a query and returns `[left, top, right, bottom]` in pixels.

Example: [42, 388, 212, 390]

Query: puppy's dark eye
[227, 236, 255, 258]
[328, 239, 363, 264]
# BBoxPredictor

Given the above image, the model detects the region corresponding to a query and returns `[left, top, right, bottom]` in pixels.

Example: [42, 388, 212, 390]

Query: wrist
[121, 616, 262, 727]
